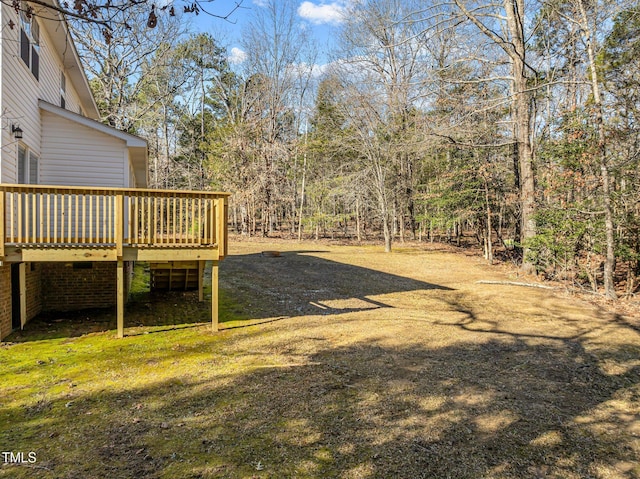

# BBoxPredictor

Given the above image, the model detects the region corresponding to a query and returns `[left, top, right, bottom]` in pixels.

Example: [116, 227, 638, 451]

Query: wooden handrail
[0, 183, 231, 197]
[116, 194, 123, 257]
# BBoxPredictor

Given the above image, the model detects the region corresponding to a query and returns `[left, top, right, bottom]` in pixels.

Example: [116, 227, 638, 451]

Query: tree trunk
[383, 213, 392, 253]
[485, 180, 493, 264]
[505, 0, 536, 272]
[355, 197, 362, 242]
[577, 0, 616, 299]
[297, 137, 307, 241]
[378, 172, 392, 253]
[454, 0, 536, 271]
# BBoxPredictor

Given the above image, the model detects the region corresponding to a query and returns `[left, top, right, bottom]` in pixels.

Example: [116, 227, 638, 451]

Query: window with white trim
[19, 10, 40, 80]
[18, 144, 39, 184]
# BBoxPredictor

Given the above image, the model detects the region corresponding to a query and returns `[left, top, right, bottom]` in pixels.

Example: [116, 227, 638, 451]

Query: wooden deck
[0, 184, 230, 337]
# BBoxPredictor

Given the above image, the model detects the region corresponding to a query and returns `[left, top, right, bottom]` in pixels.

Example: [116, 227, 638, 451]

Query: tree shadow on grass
[1, 326, 638, 478]
[5, 249, 639, 477]
[219, 250, 453, 321]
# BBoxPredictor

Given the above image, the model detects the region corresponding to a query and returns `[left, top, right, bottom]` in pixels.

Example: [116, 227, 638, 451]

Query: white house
[0, 0, 228, 340]
[0, 1, 148, 189]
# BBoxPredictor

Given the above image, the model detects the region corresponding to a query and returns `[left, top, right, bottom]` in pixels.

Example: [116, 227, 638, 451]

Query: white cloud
[287, 62, 329, 78]
[298, 1, 347, 25]
[311, 63, 329, 77]
[228, 47, 247, 65]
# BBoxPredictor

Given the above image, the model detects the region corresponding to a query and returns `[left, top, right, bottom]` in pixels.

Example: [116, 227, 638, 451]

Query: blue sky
[189, 0, 348, 66]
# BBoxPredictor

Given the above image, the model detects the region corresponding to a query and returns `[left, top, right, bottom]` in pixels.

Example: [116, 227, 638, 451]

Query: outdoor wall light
[11, 125, 23, 139]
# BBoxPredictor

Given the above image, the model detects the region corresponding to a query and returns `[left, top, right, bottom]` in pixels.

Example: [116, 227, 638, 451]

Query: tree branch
[3, 0, 246, 30]
[2, 0, 111, 27]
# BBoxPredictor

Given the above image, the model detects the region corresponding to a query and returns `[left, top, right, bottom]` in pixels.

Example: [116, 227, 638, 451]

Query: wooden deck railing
[0, 184, 229, 259]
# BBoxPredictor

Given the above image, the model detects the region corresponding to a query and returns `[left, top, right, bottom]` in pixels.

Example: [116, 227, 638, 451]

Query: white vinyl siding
[40, 111, 127, 188]
[0, 15, 3, 183]
[38, 19, 82, 112]
[1, 4, 143, 190]
[1, 5, 40, 183]
[1, 3, 89, 183]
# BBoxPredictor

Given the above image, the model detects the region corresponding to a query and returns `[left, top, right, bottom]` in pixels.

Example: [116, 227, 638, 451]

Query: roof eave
[39, 100, 147, 148]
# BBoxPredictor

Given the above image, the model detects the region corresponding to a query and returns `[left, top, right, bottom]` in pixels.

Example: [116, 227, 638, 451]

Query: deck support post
[115, 194, 124, 258]
[211, 260, 219, 332]
[116, 260, 124, 338]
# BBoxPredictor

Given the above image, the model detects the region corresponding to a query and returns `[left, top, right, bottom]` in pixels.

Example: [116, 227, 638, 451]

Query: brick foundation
[41, 262, 117, 311]
[25, 263, 42, 320]
[0, 264, 11, 340]
[0, 261, 133, 339]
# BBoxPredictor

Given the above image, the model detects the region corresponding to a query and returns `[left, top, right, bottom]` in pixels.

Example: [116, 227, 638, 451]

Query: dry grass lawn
[1, 239, 639, 478]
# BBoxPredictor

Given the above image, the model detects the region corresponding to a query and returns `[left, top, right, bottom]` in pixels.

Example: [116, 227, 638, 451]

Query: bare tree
[574, 0, 617, 298]
[69, 7, 186, 131]
[335, 0, 428, 252]
[452, 0, 537, 271]
[239, 0, 313, 236]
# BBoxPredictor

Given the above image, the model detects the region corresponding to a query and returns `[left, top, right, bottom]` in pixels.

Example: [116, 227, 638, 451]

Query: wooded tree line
[70, 0, 640, 298]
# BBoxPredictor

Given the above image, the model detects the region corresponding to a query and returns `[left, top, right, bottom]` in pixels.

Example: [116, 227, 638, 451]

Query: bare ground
[1, 238, 639, 478]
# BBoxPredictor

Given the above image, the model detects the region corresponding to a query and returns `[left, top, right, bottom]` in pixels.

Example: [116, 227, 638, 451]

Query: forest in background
[68, 0, 640, 299]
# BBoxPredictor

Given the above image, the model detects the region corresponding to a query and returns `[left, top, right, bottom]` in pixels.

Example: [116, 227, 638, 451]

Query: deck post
[211, 260, 219, 332]
[223, 198, 229, 258]
[116, 192, 125, 338]
[216, 198, 226, 260]
[115, 193, 124, 258]
[116, 260, 124, 338]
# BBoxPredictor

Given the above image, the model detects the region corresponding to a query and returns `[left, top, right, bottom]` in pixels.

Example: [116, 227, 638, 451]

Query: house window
[19, 10, 40, 80]
[60, 72, 66, 108]
[18, 145, 39, 184]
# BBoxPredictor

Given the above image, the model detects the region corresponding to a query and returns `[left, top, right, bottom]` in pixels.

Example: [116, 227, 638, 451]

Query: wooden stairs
[150, 261, 201, 291]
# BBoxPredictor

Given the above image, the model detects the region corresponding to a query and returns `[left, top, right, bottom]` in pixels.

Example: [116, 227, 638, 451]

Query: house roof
[36, 0, 100, 119]
[39, 100, 148, 187]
